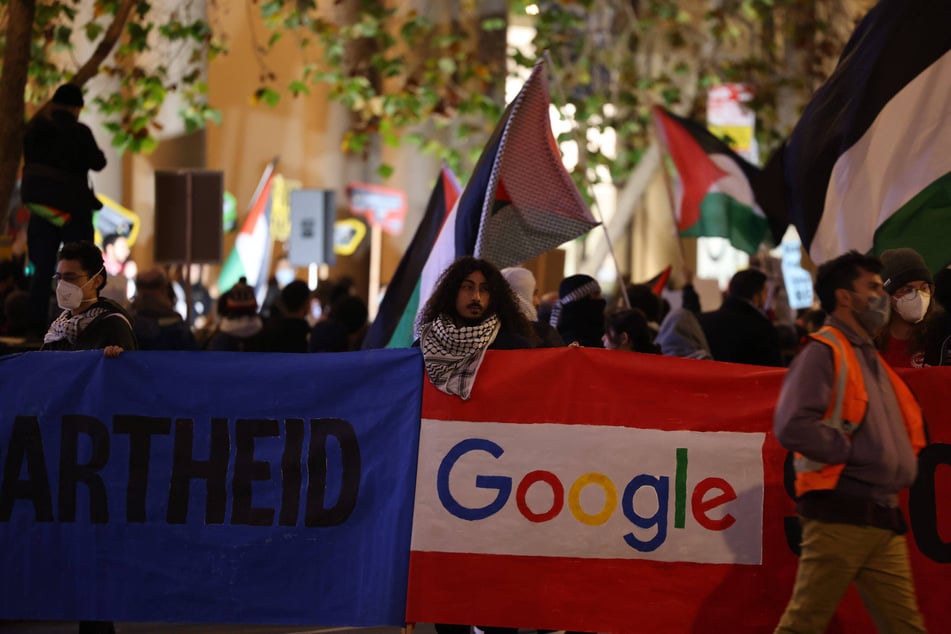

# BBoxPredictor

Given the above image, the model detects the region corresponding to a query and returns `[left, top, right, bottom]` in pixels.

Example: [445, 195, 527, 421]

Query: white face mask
[56, 269, 101, 311]
[894, 291, 931, 324]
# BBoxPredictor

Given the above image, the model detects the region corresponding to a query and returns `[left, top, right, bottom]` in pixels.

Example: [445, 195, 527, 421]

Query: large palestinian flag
[652, 106, 775, 255]
[468, 59, 599, 269]
[782, 0, 951, 273]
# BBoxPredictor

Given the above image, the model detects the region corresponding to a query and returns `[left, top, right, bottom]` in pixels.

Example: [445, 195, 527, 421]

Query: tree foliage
[0, 0, 224, 229]
[247, 0, 507, 179]
[6, 0, 223, 152]
[520, 0, 867, 197]
[0, 0, 871, 230]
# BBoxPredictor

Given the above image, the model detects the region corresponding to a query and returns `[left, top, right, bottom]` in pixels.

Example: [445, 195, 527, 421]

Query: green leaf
[481, 17, 506, 32]
[84, 22, 104, 41]
[254, 87, 281, 107]
[260, 1, 283, 19]
[288, 80, 310, 96]
[376, 163, 394, 179]
[437, 57, 456, 75]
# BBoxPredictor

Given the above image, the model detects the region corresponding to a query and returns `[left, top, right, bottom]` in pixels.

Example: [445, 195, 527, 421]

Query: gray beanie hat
[881, 248, 933, 294]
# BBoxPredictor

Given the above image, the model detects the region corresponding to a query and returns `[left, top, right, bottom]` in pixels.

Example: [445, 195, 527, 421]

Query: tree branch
[70, 0, 137, 86]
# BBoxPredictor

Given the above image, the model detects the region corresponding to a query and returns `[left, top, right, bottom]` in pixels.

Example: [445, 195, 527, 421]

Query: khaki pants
[776, 518, 926, 633]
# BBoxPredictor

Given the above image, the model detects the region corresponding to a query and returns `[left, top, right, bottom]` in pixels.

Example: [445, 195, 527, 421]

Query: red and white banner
[407, 348, 951, 633]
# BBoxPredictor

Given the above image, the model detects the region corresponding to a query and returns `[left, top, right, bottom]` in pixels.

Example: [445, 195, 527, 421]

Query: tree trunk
[0, 0, 35, 232]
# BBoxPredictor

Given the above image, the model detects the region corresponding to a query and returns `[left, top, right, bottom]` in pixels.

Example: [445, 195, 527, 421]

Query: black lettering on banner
[167, 418, 229, 524]
[909, 443, 951, 563]
[783, 451, 802, 556]
[279, 418, 305, 526]
[231, 419, 279, 526]
[305, 418, 360, 527]
[0, 416, 53, 521]
[58, 415, 110, 523]
[113, 415, 172, 522]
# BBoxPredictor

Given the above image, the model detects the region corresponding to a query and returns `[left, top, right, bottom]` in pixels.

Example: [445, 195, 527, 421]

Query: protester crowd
[4, 239, 951, 372]
[0, 80, 948, 634]
[3, 228, 950, 634]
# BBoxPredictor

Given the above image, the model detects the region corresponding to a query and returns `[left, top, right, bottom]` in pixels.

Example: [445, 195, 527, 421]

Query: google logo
[436, 438, 739, 553]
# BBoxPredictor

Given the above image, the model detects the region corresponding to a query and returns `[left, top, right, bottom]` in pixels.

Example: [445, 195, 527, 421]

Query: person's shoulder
[533, 320, 564, 347]
[490, 328, 533, 350]
[88, 299, 136, 344]
[792, 333, 836, 367]
[94, 297, 134, 321]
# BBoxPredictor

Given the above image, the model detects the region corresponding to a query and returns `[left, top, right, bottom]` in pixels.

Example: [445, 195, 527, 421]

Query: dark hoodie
[41, 297, 137, 351]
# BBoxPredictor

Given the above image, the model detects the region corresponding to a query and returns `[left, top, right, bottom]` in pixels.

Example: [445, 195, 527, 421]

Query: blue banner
[0, 349, 423, 626]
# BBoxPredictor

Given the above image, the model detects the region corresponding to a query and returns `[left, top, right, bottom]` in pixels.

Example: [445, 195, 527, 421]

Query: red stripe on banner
[413, 350, 951, 633]
[422, 348, 785, 430]
[407, 550, 876, 633]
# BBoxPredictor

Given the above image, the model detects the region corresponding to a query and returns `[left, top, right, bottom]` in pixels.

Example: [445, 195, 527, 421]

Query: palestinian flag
[217, 158, 278, 301]
[467, 58, 599, 268]
[646, 265, 672, 296]
[782, 0, 951, 273]
[364, 58, 598, 348]
[652, 106, 775, 255]
[362, 166, 461, 349]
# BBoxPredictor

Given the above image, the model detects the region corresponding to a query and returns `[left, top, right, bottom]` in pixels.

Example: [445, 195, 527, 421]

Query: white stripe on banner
[812, 49, 951, 264]
[412, 419, 765, 565]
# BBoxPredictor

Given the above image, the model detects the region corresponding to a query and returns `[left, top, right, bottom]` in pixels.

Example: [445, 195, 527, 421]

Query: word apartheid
[0, 415, 361, 527]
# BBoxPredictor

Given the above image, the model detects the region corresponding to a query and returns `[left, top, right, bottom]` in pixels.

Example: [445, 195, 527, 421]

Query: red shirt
[881, 334, 925, 368]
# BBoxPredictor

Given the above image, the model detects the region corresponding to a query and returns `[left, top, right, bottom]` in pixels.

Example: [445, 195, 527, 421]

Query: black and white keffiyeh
[549, 278, 601, 328]
[44, 306, 109, 345]
[420, 313, 500, 399]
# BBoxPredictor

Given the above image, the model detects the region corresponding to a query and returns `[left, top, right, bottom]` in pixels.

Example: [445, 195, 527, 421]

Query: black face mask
[849, 291, 890, 336]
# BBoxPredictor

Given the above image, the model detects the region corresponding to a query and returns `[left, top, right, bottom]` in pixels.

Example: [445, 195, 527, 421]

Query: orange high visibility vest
[793, 326, 927, 498]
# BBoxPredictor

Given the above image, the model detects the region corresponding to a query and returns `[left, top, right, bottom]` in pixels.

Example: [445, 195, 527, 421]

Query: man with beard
[416, 256, 533, 401]
[773, 250, 926, 633]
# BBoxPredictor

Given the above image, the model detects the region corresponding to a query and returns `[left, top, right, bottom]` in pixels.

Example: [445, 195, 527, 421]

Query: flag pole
[650, 107, 689, 269]
[542, 50, 630, 308]
[247, 156, 280, 219]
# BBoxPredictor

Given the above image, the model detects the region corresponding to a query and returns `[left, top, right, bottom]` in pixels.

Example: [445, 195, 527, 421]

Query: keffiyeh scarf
[420, 313, 500, 400]
[549, 278, 602, 328]
[44, 306, 109, 345]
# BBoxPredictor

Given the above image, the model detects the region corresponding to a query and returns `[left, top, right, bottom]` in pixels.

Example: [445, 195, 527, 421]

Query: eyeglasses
[52, 272, 89, 284]
[894, 285, 933, 300]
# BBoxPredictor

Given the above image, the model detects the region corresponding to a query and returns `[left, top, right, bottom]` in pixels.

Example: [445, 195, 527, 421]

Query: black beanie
[880, 248, 933, 294]
[559, 274, 599, 300]
[52, 84, 84, 108]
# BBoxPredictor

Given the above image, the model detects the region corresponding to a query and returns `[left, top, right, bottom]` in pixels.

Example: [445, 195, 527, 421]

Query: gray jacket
[773, 316, 918, 506]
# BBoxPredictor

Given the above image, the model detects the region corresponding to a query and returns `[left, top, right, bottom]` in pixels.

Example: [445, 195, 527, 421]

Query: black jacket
[699, 296, 782, 367]
[21, 108, 106, 219]
[41, 298, 137, 351]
